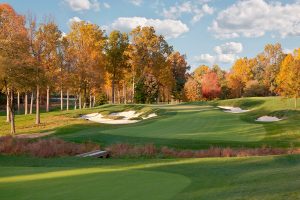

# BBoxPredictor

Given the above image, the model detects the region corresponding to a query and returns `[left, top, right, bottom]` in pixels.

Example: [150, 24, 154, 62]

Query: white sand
[218, 106, 250, 113]
[256, 116, 282, 122]
[81, 111, 157, 124]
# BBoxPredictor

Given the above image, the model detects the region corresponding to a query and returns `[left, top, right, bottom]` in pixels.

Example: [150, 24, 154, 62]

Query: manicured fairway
[1, 155, 300, 200]
[56, 97, 300, 149]
[1, 97, 300, 149]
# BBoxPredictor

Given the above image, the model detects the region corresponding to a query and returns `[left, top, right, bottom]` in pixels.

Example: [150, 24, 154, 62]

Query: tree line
[0, 4, 190, 134]
[184, 43, 300, 108]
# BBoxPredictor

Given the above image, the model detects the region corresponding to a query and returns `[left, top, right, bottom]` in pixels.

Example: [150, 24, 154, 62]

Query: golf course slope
[0, 155, 300, 200]
[0, 97, 300, 200]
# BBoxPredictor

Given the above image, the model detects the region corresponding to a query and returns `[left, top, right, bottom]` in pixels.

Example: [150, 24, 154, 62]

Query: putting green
[0, 167, 190, 200]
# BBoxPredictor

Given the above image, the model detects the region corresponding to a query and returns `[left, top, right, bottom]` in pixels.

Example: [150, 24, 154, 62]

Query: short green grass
[1, 97, 300, 199]
[1, 154, 300, 200]
[1, 97, 300, 149]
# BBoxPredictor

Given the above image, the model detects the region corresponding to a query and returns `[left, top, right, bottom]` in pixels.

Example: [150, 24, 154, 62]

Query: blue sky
[4, 0, 300, 70]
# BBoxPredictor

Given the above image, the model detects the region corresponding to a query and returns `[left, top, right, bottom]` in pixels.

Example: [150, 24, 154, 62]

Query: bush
[95, 93, 108, 106]
[244, 80, 268, 97]
[106, 144, 299, 158]
[0, 136, 99, 158]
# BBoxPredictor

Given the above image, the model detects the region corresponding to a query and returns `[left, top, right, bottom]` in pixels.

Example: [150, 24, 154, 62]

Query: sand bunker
[218, 106, 250, 113]
[81, 111, 157, 124]
[256, 116, 282, 122]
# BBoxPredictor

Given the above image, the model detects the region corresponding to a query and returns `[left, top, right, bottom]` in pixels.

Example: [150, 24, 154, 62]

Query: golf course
[1, 97, 300, 200]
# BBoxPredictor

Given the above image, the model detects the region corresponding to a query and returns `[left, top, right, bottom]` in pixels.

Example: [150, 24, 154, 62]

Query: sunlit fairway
[1, 97, 300, 149]
[1, 97, 300, 199]
[1, 155, 300, 200]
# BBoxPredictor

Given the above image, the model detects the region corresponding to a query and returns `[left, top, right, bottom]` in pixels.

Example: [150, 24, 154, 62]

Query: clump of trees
[184, 43, 300, 110]
[0, 4, 190, 134]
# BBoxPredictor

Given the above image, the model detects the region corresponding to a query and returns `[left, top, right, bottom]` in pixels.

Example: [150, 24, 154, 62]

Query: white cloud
[214, 42, 243, 54]
[194, 42, 243, 65]
[129, 0, 143, 6]
[209, 0, 300, 39]
[162, 1, 214, 23]
[110, 17, 189, 39]
[194, 54, 215, 64]
[283, 48, 293, 54]
[194, 53, 238, 64]
[103, 2, 110, 9]
[68, 16, 82, 25]
[64, 0, 100, 11]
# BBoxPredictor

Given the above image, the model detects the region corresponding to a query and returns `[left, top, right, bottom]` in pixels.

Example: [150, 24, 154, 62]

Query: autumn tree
[253, 43, 284, 95]
[201, 71, 221, 100]
[167, 52, 189, 102]
[105, 30, 129, 104]
[276, 53, 300, 109]
[36, 21, 61, 112]
[129, 26, 172, 103]
[66, 21, 106, 108]
[0, 4, 31, 133]
[27, 16, 49, 124]
[184, 76, 201, 101]
[227, 58, 253, 98]
[193, 65, 210, 82]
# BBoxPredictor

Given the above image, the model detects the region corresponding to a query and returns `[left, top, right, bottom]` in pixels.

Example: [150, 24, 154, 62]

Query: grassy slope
[57, 97, 300, 149]
[0, 154, 300, 200]
[1, 97, 299, 149]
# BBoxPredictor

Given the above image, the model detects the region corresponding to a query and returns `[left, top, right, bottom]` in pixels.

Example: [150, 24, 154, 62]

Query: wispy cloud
[110, 17, 189, 39]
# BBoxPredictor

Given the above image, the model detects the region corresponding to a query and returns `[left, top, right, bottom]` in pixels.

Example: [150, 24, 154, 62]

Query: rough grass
[0, 154, 300, 200]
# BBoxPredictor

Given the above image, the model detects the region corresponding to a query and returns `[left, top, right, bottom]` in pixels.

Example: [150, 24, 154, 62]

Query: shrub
[106, 143, 157, 158]
[0, 136, 99, 158]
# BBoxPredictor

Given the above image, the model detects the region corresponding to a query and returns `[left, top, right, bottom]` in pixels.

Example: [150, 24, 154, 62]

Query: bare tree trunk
[17, 91, 20, 113]
[89, 94, 92, 108]
[6, 90, 10, 123]
[9, 90, 15, 135]
[35, 85, 40, 125]
[46, 86, 50, 112]
[123, 83, 127, 104]
[74, 95, 78, 110]
[79, 93, 82, 109]
[30, 92, 33, 114]
[112, 79, 115, 104]
[93, 96, 96, 107]
[132, 77, 135, 103]
[24, 92, 28, 115]
[66, 90, 69, 111]
[60, 88, 63, 111]
[117, 88, 120, 104]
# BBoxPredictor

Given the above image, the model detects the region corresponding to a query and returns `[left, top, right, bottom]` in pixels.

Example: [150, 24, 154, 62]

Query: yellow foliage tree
[276, 53, 300, 109]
